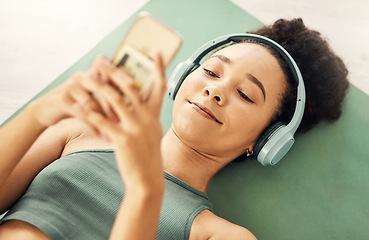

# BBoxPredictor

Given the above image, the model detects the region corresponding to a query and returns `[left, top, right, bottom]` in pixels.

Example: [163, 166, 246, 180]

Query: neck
[161, 126, 230, 193]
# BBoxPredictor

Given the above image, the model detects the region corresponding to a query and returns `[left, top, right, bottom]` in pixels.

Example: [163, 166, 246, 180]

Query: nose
[202, 85, 226, 105]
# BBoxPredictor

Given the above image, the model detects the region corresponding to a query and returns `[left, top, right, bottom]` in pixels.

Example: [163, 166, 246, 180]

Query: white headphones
[168, 33, 306, 166]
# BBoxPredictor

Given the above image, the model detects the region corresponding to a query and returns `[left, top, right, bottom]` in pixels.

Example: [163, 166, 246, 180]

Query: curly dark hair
[253, 18, 349, 132]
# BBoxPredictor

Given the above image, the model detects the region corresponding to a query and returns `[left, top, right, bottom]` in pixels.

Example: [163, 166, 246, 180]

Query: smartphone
[111, 12, 183, 99]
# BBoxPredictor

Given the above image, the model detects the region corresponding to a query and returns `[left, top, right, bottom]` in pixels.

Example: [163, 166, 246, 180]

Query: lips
[188, 100, 222, 124]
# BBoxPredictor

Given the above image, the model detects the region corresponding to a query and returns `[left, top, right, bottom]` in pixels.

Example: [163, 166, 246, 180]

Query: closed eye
[203, 68, 220, 78]
[237, 90, 254, 103]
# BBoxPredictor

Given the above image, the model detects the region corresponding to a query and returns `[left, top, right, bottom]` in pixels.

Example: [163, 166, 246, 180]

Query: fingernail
[101, 57, 111, 66]
[88, 70, 98, 80]
[73, 102, 84, 114]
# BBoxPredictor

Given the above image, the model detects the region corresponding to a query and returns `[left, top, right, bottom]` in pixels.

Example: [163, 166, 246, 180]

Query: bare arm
[1, 54, 166, 238]
[0, 118, 87, 213]
[0, 56, 107, 213]
[110, 175, 165, 240]
[0, 104, 47, 189]
[77, 54, 167, 240]
[190, 210, 257, 240]
[0, 98, 71, 213]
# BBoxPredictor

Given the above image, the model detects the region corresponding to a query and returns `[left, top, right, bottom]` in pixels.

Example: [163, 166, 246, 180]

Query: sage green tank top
[1, 149, 212, 240]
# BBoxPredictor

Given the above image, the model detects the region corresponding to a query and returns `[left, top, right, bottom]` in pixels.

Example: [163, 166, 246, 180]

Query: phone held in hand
[112, 12, 183, 99]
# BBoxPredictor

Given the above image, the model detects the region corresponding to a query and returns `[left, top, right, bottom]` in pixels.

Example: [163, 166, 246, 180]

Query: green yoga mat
[2, 0, 369, 239]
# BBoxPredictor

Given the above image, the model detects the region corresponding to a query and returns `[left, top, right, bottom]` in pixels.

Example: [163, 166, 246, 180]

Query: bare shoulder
[46, 118, 87, 144]
[190, 210, 257, 240]
[56, 118, 113, 156]
[35, 118, 89, 156]
[0, 118, 89, 212]
[25, 117, 88, 158]
[51, 117, 89, 133]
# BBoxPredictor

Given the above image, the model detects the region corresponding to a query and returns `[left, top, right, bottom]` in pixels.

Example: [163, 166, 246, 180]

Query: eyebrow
[210, 54, 231, 64]
[246, 73, 266, 101]
[210, 54, 266, 101]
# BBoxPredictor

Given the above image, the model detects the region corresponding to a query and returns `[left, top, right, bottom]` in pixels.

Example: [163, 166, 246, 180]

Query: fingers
[155, 52, 166, 90]
[147, 52, 167, 117]
[71, 54, 166, 134]
[84, 69, 118, 121]
[78, 108, 120, 141]
[107, 67, 141, 107]
[97, 52, 167, 120]
[91, 55, 142, 106]
[66, 71, 101, 115]
[70, 71, 135, 129]
[67, 67, 122, 121]
[91, 55, 113, 82]
[94, 81, 135, 124]
[90, 54, 167, 108]
[66, 72, 91, 104]
[155, 52, 167, 100]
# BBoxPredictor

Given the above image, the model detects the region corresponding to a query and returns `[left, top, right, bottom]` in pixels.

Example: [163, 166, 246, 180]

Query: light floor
[1, 0, 368, 124]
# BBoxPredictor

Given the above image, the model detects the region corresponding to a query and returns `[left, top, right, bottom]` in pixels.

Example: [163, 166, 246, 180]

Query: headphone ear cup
[255, 121, 296, 166]
[253, 122, 286, 165]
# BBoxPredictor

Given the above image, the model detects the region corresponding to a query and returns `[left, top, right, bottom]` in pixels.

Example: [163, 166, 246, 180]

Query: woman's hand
[75, 53, 167, 187]
[0, 55, 110, 192]
[28, 56, 117, 128]
[30, 52, 167, 185]
[74, 53, 167, 240]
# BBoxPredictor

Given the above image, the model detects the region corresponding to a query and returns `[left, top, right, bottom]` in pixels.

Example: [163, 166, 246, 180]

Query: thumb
[149, 52, 167, 117]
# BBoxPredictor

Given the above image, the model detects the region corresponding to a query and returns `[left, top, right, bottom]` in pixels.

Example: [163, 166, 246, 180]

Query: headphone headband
[168, 33, 306, 166]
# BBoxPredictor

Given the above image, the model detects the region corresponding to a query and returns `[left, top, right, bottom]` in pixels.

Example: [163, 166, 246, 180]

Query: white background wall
[1, 0, 368, 124]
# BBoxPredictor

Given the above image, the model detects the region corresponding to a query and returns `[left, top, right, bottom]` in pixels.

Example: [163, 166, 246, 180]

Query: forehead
[211, 43, 285, 80]
[211, 42, 286, 101]
[213, 42, 277, 63]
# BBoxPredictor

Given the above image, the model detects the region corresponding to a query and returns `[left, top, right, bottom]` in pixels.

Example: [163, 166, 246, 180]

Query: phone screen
[112, 12, 182, 98]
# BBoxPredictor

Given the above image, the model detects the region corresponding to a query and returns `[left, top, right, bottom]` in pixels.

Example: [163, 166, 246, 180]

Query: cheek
[221, 104, 272, 148]
[222, 110, 258, 145]
[171, 75, 203, 134]
[176, 70, 205, 97]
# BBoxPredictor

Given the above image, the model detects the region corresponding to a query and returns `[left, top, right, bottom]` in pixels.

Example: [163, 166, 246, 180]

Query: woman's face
[172, 43, 286, 160]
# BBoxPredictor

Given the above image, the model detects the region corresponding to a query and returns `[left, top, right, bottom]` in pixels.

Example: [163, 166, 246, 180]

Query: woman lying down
[0, 18, 348, 239]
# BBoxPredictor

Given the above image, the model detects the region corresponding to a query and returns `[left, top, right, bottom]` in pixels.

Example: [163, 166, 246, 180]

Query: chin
[173, 120, 213, 143]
